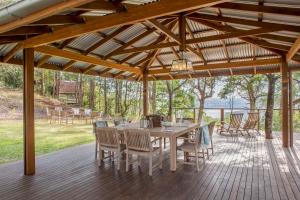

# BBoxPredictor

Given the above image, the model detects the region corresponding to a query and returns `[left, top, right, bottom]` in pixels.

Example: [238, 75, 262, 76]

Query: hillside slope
[0, 88, 64, 119]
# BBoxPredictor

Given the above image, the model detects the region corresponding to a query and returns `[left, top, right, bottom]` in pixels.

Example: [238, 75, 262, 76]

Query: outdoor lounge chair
[238, 112, 260, 137]
[219, 113, 244, 140]
[96, 127, 124, 170]
[93, 121, 108, 159]
[124, 129, 163, 176]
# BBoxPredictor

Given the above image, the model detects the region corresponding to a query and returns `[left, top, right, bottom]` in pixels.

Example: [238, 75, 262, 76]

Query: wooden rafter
[191, 18, 286, 56]
[148, 58, 281, 74]
[20, 0, 230, 48]
[0, 0, 94, 34]
[104, 18, 175, 59]
[188, 13, 300, 33]
[35, 46, 141, 75]
[115, 27, 278, 55]
[287, 37, 300, 61]
[2, 57, 136, 81]
[212, 2, 300, 17]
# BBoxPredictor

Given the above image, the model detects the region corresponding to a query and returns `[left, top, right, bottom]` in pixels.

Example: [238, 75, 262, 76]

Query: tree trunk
[53, 71, 60, 98]
[197, 98, 205, 123]
[168, 92, 173, 121]
[150, 81, 156, 113]
[265, 74, 277, 139]
[40, 69, 45, 96]
[77, 74, 84, 107]
[115, 80, 122, 114]
[103, 78, 108, 116]
[89, 78, 95, 110]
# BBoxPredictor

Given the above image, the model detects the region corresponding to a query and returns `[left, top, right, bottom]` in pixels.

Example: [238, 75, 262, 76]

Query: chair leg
[195, 151, 199, 172]
[149, 154, 153, 176]
[117, 151, 120, 171]
[211, 140, 214, 155]
[98, 146, 102, 167]
[164, 138, 166, 149]
[202, 150, 205, 165]
[207, 149, 209, 159]
[95, 140, 98, 159]
[126, 152, 129, 172]
[159, 139, 163, 169]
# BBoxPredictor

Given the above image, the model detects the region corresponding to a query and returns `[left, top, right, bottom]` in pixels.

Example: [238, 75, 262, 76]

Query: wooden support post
[142, 70, 149, 116]
[23, 48, 35, 175]
[281, 57, 289, 147]
[289, 71, 293, 147]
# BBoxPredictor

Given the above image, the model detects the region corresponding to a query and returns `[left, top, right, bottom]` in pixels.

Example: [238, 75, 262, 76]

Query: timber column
[281, 56, 289, 147]
[23, 48, 35, 175]
[142, 70, 149, 116]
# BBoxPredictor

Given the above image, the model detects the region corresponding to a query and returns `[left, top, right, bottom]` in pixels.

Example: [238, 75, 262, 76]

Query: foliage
[219, 75, 267, 110]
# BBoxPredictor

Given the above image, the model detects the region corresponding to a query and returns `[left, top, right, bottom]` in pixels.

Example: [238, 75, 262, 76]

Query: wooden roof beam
[148, 19, 181, 44]
[0, 26, 51, 36]
[148, 58, 281, 74]
[31, 15, 85, 26]
[116, 27, 279, 55]
[35, 45, 142, 75]
[20, 0, 231, 48]
[0, 0, 95, 34]
[287, 37, 300, 61]
[212, 2, 300, 17]
[76, 1, 119, 11]
[188, 13, 300, 33]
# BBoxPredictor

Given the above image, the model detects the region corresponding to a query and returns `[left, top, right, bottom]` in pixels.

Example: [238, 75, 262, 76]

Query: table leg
[170, 136, 177, 171]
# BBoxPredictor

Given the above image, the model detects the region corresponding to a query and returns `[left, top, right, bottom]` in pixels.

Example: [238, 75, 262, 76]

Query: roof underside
[0, 0, 300, 81]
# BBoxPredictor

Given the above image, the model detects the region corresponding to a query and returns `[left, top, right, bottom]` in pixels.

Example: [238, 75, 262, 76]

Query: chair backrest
[72, 108, 80, 115]
[229, 113, 244, 129]
[146, 114, 163, 127]
[124, 129, 152, 152]
[93, 120, 108, 134]
[96, 127, 119, 148]
[243, 112, 259, 129]
[176, 117, 194, 123]
[85, 109, 92, 116]
[208, 121, 216, 137]
[114, 119, 124, 126]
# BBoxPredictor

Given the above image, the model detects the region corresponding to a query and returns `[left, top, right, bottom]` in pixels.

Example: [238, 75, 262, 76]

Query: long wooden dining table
[116, 123, 199, 171]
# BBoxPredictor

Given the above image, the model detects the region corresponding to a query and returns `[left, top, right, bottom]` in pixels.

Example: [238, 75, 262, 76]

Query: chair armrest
[151, 137, 162, 144]
[177, 137, 194, 141]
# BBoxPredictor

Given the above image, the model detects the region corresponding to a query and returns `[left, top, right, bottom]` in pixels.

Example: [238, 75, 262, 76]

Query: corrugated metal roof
[0, 0, 300, 80]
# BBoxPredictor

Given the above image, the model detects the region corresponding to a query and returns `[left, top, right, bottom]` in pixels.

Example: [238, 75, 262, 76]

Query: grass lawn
[0, 120, 94, 164]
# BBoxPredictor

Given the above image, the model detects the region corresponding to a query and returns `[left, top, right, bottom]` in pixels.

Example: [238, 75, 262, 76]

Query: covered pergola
[0, 0, 300, 176]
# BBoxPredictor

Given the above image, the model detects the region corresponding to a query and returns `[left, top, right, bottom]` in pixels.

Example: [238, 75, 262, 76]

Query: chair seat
[126, 146, 160, 154]
[101, 143, 126, 151]
[177, 142, 201, 152]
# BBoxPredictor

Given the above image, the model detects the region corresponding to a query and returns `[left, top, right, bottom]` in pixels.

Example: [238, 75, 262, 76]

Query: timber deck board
[0, 132, 300, 200]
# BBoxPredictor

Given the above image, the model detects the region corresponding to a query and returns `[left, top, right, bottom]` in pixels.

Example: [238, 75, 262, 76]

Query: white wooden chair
[207, 121, 216, 156]
[124, 129, 163, 176]
[177, 125, 209, 171]
[96, 127, 125, 170]
[93, 121, 108, 159]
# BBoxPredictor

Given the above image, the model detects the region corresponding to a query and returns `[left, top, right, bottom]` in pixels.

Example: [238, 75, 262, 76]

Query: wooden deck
[1, 133, 300, 200]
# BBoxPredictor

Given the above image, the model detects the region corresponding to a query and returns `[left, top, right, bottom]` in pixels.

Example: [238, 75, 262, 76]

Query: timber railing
[173, 107, 300, 132]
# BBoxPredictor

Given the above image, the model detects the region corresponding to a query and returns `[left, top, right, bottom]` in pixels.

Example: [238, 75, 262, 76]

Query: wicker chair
[177, 125, 208, 171]
[96, 127, 124, 170]
[146, 114, 166, 147]
[238, 112, 260, 136]
[219, 113, 244, 139]
[124, 129, 163, 176]
[93, 121, 108, 159]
